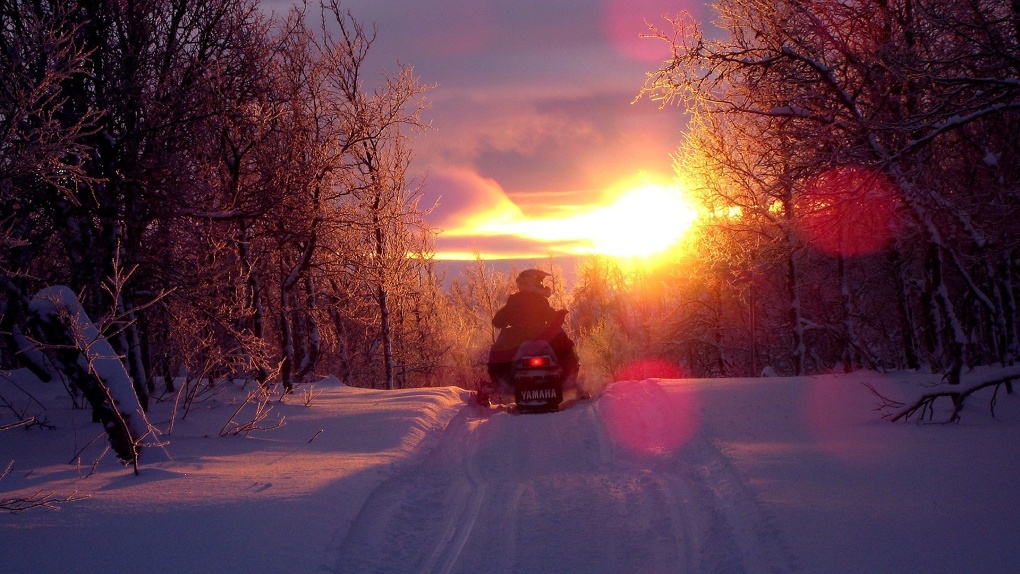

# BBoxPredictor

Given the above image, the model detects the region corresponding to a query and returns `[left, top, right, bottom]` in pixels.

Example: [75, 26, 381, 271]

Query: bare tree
[643, 0, 1020, 379]
[0, 4, 100, 376]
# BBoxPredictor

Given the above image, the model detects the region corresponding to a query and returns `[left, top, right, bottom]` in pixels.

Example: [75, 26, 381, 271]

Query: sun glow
[583, 183, 698, 257]
[435, 175, 700, 261]
[492, 180, 699, 259]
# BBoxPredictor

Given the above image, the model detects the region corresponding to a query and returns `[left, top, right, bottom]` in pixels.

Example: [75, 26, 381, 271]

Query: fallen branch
[0, 418, 36, 431]
[867, 373, 1018, 423]
[0, 461, 89, 513]
[1, 489, 89, 513]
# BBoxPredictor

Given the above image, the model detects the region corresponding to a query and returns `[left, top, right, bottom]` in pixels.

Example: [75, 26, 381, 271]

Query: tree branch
[868, 371, 1019, 423]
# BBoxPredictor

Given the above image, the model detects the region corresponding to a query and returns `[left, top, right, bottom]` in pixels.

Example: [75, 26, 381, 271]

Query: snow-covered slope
[2, 369, 1018, 573]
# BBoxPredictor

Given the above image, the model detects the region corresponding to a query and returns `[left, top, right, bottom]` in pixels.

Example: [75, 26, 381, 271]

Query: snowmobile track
[419, 411, 486, 574]
[650, 473, 698, 573]
[335, 387, 792, 573]
[674, 429, 797, 573]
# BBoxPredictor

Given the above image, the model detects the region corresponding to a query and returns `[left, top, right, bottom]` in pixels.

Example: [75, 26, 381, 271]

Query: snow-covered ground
[2, 367, 1018, 573]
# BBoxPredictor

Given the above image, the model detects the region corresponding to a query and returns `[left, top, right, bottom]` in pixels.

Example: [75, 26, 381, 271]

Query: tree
[0, 4, 100, 378]
[29, 287, 150, 470]
[1, 0, 441, 467]
[644, 0, 1020, 379]
[263, 1, 435, 391]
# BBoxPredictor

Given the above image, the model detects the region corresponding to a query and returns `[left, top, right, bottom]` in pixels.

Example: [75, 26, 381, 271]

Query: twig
[869, 375, 1020, 423]
[0, 418, 36, 431]
[219, 386, 285, 436]
[0, 461, 90, 513]
[68, 430, 107, 465]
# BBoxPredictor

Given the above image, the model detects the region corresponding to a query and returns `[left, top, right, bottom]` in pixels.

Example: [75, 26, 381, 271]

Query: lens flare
[601, 379, 700, 456]
[616, 358, 685, 381]
[802, 372, 903, 465]
[603, 0, 684, 62]
[795, 166, 901, 257]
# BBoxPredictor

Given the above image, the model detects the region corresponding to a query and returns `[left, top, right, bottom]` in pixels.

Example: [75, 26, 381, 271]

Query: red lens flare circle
[616, 358, 685, 381]
[601, 379, 700, 456]
[795, 166, 901, 257]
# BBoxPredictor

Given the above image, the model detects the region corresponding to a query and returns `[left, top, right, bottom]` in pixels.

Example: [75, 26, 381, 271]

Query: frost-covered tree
[1, 0, 441, 461]
[29, 287, 150, 469]
[0, 5, 100, 378]
[645, 0, 1020, 379]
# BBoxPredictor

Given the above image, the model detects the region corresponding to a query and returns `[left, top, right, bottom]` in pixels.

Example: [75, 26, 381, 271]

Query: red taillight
[524, 356, 550, 368]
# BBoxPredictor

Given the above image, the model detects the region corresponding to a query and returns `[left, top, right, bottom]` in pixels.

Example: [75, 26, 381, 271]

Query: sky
[263, 0, 716, 260]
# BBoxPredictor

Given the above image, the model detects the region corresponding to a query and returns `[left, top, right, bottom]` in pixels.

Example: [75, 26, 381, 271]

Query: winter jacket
[488, 290, 559, 363]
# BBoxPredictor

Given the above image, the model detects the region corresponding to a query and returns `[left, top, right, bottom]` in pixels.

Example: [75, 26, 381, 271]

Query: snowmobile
[508, 338, 566, 413]
[476, 335, 576, 413]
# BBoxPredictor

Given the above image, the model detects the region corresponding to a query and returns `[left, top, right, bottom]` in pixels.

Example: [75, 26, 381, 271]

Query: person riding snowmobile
[484, 269, 578, 398]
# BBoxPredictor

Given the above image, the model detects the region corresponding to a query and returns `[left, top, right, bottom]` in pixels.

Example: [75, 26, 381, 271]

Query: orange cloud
[422, 167, 524, 234]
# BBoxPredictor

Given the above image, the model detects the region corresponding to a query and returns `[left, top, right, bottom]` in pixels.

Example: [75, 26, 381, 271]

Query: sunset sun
[442, 176, 699, 261]
[584, 183, 698, 258]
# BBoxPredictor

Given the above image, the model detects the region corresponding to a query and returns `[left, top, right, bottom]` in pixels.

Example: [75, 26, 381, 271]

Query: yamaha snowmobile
[475, 335, 578, 413]
[508, 338, 566, 413]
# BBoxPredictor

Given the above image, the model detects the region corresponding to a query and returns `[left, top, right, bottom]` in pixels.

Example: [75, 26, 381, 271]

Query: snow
[2, 368, 1019, 573]
[28, 286, 150, 445]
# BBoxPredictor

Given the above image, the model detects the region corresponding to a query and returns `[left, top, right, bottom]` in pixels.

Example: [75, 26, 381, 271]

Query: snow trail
[335, 380, 793, 573]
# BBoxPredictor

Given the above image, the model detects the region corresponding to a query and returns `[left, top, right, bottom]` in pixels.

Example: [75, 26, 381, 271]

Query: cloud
[421, 167, 524, 234]
[257, 0, 706, 260]
[422, 167, 598, 259]
[603, 0, 678, 62]
[434, 233, 586, 260]
[422, 90, 684, 211]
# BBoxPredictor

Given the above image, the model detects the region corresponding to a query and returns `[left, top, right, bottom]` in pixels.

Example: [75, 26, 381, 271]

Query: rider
[484, 269, 578, 397]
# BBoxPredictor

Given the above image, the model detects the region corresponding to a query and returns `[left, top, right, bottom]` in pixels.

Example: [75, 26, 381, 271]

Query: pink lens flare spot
[603, 0, 689, 62]
[796, 166, 901, 257]
[802, 372, 904, 465]
[616, 358, 685, 381]
[601, 379, 701, 456]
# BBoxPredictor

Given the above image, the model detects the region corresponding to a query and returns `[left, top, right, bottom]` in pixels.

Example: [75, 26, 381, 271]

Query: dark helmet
[516, 269, 551, 294]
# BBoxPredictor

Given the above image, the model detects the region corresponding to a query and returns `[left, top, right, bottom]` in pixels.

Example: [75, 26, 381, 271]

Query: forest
[639, 0, 1020, 385]
[2, 0, 1019, 467]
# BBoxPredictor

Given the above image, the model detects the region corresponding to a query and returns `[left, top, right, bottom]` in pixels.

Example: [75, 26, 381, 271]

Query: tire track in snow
[342, 393, 756, 573]
[670, 383, 795, 573]
[596, 378, 795, 573]
[590, 391, 697, 573]
[496, 483, 525, 574]
[419, 411, 486, 574]
[335, 405, 485, 573]
[676, 431, 797, 573]
[650, 473, 697, 573]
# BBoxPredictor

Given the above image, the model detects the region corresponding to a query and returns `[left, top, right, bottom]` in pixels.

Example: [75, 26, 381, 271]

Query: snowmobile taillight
[523, 355, 552, 368]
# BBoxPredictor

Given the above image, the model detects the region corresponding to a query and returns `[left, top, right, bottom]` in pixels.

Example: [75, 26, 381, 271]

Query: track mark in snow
[421, 415, 486, 574]
[335, 389, 792, 574]
[595, 379, 795, 573]
[674, 430, 798, 573]
[498, 484, 525, 574]
[650, 473, 697, 573]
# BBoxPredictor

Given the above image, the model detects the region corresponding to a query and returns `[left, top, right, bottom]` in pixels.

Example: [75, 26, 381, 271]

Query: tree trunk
[999, 255, 1018, 365]
[837, 253, 859, 371]
[889, 248, 920, 369]
[279, 280, 295, 393]
[28, 286, 149, 470]
[295, 275, 321, 384]
[926, 242, 966, 384]
[377, 285, 395, 390]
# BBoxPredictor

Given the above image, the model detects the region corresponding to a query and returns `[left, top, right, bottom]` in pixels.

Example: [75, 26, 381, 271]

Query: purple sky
[264, 1, 714, 259]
